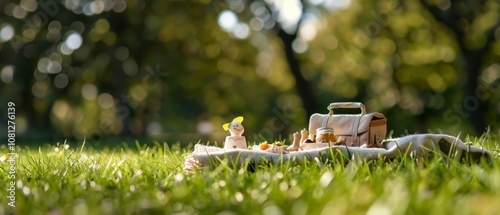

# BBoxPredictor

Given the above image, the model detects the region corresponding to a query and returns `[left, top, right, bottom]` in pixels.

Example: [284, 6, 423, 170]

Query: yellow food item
[274, 141, 283, 146]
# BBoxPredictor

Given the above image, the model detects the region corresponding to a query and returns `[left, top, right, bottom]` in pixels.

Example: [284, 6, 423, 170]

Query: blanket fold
[184, 134, 494, 172]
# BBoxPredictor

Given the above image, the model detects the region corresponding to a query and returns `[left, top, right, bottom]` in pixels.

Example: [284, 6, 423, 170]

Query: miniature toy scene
[184, 102, 494, 172]
[220, 103, 385, 151]
[2, 0, 499, 214]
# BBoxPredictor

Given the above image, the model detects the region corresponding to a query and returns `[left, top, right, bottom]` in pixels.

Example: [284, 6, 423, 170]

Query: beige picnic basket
[308, 102, 387, 148]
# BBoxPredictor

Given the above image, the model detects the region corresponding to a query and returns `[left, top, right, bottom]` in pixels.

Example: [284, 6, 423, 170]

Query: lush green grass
[1, 137, 500, 215]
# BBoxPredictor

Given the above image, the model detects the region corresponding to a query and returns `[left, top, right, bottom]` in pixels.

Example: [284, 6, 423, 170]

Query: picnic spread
[184, 103, 494, 172]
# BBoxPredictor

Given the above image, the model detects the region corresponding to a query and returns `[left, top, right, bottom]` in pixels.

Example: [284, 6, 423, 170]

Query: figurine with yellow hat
[222, 116, 247, 149]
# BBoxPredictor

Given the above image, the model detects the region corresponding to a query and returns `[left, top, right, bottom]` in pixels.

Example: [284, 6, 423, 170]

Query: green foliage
[0, 0, 310, 143]
[0, 0, 498, 142]
[303, 0, 500, 134]
[1, 137, 499, 214]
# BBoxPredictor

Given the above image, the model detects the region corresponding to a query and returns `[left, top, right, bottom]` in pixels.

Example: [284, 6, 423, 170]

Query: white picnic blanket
[184, 134, 494, 172]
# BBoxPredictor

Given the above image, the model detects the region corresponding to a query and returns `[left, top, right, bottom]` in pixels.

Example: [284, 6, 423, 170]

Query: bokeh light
[81, 84, 98, 100]
[146, 121, 162, 136]
[232, 23, 250, 39]
[1, 65, 15, 84]
[97, 93, 114, 109]
[274, 0, 303, 32]
[197, 121, 214, 135]
[123, 59, 138, 76]
[218, 10, 238, 31]
[48, 21, 62, 33]
[66, 32, 83, 50]
[95, 19, 110, 34]
[52, 100, 71, 119]
[218, 10, 252, 39]
[0, 24, 15, 42]
[12, 4, 28, 19]
[54, 74, 69, 89]
[130, 86, 147, 103]
[292, 39, 308, 53]
[32, 81, 50, 98]
[299, 18, 317, 41]
[20, 0, 38, 12]
[115, 46, 129, 60]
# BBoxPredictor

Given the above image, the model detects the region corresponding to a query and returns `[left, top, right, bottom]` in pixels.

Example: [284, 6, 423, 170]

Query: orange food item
[317, 132, 337, 143]
[329, 133, 337, 142]
[259, 142, 270, 150]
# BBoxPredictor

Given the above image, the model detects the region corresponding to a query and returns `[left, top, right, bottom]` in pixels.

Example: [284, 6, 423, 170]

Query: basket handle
[327, 102, 366, 114]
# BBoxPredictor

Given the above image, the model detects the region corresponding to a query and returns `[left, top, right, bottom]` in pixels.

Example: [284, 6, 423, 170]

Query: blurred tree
[0, 0, 308, 142]
[0, 0, 498, 143]
[317, 0, 497, 135]
[267, 0, 319, 117]
[418, 0, 499, 134]
[214, 0, 320, 118]
[224, 0, 499, 135]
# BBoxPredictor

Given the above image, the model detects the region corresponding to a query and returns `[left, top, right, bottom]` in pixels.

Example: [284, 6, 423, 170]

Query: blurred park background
[0, 0, 499, 146]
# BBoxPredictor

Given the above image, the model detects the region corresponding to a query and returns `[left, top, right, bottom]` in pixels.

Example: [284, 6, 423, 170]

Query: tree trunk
[463, 50, 486, 134]
[277, 29, 318, 118]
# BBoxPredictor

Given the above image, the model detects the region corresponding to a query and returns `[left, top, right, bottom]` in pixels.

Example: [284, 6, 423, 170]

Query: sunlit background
[0, 0, 499, 145]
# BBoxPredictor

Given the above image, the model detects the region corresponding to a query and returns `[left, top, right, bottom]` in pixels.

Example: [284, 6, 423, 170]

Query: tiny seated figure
[287, 132, 301, 151]
[288, 129, 313, 151]
[222, 116, 247, 149]
[300, 129, 314, 145]
[300, 128, 308, 144]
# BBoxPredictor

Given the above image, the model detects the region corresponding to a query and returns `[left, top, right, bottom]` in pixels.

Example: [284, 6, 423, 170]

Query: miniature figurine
[287, 132, 301, 151]
[222, 116, 247, 149]
[300, 129, 308, 144]
[223, 116, 244, 136]
[299, 129, 314, 145]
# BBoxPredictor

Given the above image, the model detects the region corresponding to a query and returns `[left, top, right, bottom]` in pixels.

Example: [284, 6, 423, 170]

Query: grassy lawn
[1, 137, 499, 215]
